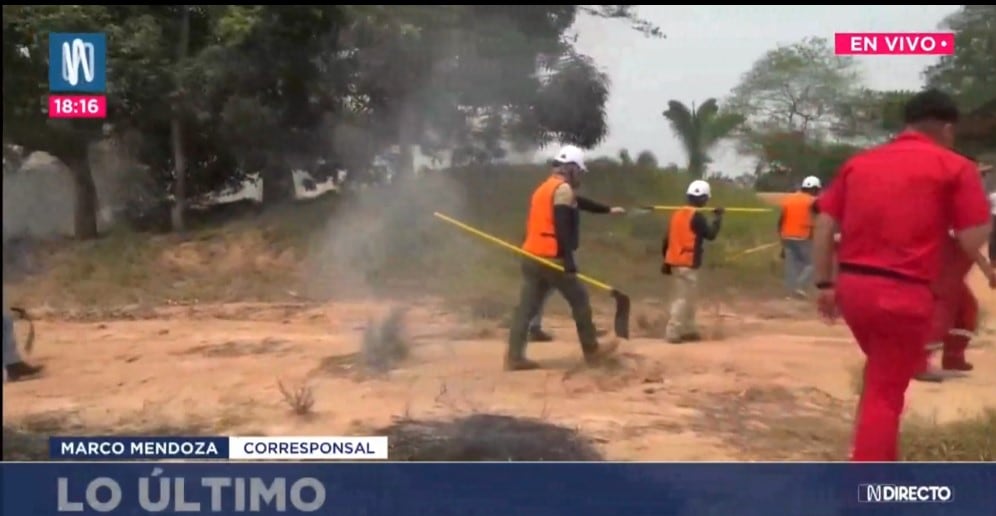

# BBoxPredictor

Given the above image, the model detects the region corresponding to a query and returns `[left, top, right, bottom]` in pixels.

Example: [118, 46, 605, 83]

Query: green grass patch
[7, 164, 784, 308]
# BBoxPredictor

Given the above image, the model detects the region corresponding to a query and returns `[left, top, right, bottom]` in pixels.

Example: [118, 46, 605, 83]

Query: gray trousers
[508, 259, 599, 360]
[528, 290, 552, 330]
[3, 310, 22, 367]
[782, 239, 813, 292]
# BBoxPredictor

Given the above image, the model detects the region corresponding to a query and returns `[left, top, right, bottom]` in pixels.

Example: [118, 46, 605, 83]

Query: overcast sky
[570, 5, 960, 175]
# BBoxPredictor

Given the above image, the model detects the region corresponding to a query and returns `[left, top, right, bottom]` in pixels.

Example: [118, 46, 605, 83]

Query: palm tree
[662, 99, 744, 178]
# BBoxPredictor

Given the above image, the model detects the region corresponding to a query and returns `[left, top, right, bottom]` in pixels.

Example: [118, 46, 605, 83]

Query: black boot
[6, 361, 44, 382]
[504, 357, 542, 371]
[528, 328, 554, 342]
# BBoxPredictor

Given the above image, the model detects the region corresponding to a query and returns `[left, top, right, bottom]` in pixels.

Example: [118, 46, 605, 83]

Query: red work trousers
[837, 273, 934, 462]
[920, 282, 977, 371]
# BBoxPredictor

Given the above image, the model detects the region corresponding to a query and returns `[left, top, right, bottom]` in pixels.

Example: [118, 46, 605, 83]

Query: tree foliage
[635, 150, 658, 169]
[924, 6, 996, 112]
[752, 132, 860, 191]
[2, 5, 663, 236]
[727, 37, 862, 140]
[661, 99, 744, 178]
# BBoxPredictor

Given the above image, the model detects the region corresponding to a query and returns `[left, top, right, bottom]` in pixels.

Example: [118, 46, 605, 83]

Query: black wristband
[815, 281, 834, 290]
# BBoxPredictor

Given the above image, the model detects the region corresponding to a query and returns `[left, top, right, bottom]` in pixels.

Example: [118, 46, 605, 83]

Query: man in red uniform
[915, 235, 995, 382]
[811, 89, 991, 462]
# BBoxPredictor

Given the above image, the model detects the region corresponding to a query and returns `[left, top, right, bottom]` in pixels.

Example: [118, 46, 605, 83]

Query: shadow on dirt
[379, 414, 603, 461]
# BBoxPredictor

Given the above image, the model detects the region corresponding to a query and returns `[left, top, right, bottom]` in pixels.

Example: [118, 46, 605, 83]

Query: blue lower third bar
[49, 436, 229, 460]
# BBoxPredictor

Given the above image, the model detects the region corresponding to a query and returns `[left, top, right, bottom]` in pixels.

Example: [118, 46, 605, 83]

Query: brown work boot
[504, 357, 541, 371]
[913, 369, 945, 383]
[5, 361, 44, 382]
[584, 339, 620, 366]
[528, 328, 554, 342]
[941, 359, 973, 372]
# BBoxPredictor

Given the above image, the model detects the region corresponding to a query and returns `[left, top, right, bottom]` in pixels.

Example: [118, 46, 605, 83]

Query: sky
[569, 5, 961, 175]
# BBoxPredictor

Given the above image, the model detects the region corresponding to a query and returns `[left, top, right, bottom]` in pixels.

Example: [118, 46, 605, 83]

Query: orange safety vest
[521, 175, 567, 258]
[663, 206, 697, 267]
[780, 192, 815, 239]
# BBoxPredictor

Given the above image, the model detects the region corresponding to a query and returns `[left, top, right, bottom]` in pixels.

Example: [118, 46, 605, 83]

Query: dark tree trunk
[261, 163, 295, 205]
[170, 5, 191, 232]
[63, 154, 99, 240]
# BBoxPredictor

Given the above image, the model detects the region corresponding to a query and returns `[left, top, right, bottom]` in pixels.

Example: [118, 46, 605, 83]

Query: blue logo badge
[49, 33, 106, 93]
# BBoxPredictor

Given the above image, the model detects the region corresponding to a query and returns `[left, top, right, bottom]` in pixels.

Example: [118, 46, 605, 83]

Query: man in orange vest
[661, 179, 724, 343]
[778, 176, 821, 298]
[506, 144, 620, 371]
[528, 195, 626, 342]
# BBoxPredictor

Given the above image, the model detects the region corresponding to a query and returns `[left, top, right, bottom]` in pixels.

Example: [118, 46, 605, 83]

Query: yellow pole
[646, 205, 772, 213]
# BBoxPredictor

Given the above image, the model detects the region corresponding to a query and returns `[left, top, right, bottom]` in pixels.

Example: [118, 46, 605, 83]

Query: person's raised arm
[576, 196, 610, 214]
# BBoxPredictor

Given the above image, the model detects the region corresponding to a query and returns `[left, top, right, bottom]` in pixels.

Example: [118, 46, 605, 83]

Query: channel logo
[858, 484, 954, 503]
[48, 32, 106, 92]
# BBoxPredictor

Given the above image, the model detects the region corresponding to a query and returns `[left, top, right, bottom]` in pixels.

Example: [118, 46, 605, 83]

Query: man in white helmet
[778, 175, 822, 298]
[527, 153, 626, 343]
[506, 144, 620, 370]
[660, 179, 724, 343]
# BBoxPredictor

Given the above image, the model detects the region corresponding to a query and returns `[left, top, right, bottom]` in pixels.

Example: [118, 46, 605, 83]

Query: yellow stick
[646, 205, 772, 213]
[432, 212, 614, 292]
[726, 241, 781, 260]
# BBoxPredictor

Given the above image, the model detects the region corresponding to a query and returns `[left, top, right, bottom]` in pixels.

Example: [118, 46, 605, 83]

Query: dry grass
[5, 164, 782, 312]
[901, 409, 996, 461]
[277, 380, 315, 416]
[848, 363, 864, 396]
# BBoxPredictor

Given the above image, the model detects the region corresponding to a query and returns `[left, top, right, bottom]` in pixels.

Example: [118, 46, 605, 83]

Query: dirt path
[4, 298, 995, 461]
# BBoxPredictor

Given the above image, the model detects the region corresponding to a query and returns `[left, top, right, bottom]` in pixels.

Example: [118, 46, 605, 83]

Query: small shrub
[277, 380, 315, 415]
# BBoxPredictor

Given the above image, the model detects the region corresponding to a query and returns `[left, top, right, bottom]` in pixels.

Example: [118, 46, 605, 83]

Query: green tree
[727, 37, 862, 141]
[924, 6, 996, 156]
[618, 148, 633, 166]
[924, 6, 996, 112]
[345, 5, 661, 175]
[752, 131, 859, 191]
[661, 99, 744, 178]
[635, 150, 658, 169]
[3, 6, 120, 239]
[833, 89, 916, 144]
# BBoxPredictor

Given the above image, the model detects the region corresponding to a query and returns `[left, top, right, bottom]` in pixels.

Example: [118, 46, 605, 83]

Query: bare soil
[5, 282, 995, 461]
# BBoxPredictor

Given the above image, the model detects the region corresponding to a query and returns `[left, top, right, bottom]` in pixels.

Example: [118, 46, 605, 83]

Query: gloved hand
[660, 263, 672, 275]
[713, 207, 725, 216]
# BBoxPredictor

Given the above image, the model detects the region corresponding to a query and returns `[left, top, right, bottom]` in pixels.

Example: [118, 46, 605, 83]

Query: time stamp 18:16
[48, 95, 107, 119]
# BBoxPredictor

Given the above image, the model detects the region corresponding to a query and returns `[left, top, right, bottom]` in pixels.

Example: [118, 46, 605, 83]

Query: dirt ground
[5, 270, 995, 461]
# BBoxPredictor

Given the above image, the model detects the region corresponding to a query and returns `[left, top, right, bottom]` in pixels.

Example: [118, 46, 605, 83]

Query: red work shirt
[818, 131, 989, 283]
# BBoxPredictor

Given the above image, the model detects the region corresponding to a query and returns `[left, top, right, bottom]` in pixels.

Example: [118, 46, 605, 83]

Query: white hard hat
[801, 176, 822, 189]
[552, 145, 587, 171]
[686, 179, 711, 197]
